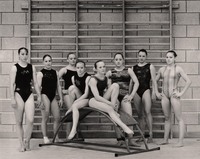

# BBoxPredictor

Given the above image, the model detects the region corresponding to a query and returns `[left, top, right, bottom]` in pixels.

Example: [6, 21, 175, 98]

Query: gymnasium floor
[1, 138, 200, 159]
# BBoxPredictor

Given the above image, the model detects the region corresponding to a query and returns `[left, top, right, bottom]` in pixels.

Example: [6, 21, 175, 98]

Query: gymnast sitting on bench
[64, 60, 91, 140]
[88, 60, 133, 136]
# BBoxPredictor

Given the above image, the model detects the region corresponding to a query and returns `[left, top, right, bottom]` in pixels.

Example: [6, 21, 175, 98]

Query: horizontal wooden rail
[31, 21, 76, 24]
[31, 50, 76, 53]
[31, 43, 76, 46]
[31, 29, 76, 31]
[31, 36, 76, 38]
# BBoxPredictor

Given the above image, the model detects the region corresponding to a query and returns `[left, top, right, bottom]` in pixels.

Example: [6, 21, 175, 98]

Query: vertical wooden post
[28, 0, 32, 63]
[76, 0, 79, 58]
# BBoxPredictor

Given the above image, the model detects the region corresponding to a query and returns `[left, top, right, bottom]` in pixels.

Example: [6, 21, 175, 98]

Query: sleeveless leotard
[74, 72, 90, 94]
[109, 68, 130, 101]
[133, 63, 151, 98]
[62, 69, 77, 90]
[15, 63, 33, 102]
[162, 65, 180, 98]
[41, 69, 57, 102]
[88, 76, 108, 98]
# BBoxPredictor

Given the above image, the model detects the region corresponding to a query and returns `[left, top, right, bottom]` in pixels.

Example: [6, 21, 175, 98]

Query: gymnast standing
[10, 47, 41, 152]
[58, 53, 77, 136]
[155, 50, 191, 147]
[65, 60, 91, 140]
[88, 60, 134, 135]
[106, 53, 140, 146]
[131, 49, 157, 143]
[37, 54, 63, 144]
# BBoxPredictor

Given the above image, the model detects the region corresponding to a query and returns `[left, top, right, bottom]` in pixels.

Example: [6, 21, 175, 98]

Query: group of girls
[10, 47, 191, 152]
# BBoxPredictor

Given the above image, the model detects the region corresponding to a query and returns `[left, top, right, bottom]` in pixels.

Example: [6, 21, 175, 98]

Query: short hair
[67, 52, 76, 59]
[167, 50, 177, 58]
[138, 49, 148, 56]
[75, 60, 86, 67]
[113, 53, 124, 59]
[94, 60, 103, 69]
[18, 47, 28, 55]
[43, 54, 52, 61]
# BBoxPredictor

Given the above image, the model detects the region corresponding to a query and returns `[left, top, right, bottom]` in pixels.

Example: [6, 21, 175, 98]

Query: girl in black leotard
[155, 50, 191, 147]
[37, 55, 63, 144]
[88, 60, 133, 135]
[59, 53, 77, 109]
[131, 49, 157, 143]
[58, 53, 76, 136]
[65, 60, 91, 140]
[10, 47, 41, 152]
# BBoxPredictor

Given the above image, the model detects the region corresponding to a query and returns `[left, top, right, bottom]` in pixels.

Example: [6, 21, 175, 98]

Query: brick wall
[0, 0, 200, 138]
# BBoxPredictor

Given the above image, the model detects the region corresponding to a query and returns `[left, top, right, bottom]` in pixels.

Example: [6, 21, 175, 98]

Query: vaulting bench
[39, 107, 160, 157]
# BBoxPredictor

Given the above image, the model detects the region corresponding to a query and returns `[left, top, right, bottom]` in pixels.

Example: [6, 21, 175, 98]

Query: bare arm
[56, 71, 63, 107]
[106, 70, 112, 87]
[36, 71, 43, 89]
[150, 64, 157, 100]
[10, 66, 17, 107]
[127, 68, 139, 101]
[89, 77, 113, 107]
[155, 68, 162, 99]
[32, 66, 41, 105]
[75, 76, 91, 103]
[176, 66, 192, 97]
[58, 67, 67, 94]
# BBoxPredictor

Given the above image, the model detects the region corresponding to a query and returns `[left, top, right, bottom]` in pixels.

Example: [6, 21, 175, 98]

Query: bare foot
[24, 140, 31, 151]
[116, 140, 125, 146]
[124, 129, 134, 135]
[18, 145, 25, 152]
[147, 137, 153, 143]
[67, 131, 77, 140]
[157, 140, 169, 145]
[173, 142, 184, 148]
[128, 139, 141, 147]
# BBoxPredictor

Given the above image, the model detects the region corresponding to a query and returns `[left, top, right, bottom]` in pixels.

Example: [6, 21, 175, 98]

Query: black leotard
[108, 68, 130, 101]
[88, 76, 108, 98]
[133, 63, 151, 98]
[15, 63, 33, 102]
[62, 69, 77, 90]
[74, 72, 90, 94]
[41, 69, 57, 102]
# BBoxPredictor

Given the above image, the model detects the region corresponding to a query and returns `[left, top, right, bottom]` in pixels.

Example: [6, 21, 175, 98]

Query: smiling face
[76, 62, 85, 76]
[166, 52, 175, 65]
[67, 54, 76, 66]
[113, 54, 124, 67]
[138, 51, 147, 64]
[43, 56, 52, 69]
[95, 61, 106, 75]
[18, 49, 28, 62]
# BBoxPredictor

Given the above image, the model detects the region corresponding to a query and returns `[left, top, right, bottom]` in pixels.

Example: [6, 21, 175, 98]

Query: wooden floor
[1, 138, 200, 159]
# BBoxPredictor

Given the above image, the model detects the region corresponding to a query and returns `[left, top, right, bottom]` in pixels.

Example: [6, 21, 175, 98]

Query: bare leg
[89, 98, 133, 135]
[51, 98, 61, 141]
[24, 94, 35, 151]
[67, 99, 89, 140]
[133, 93, 145, 135]
[103, 83, 119, 106]
[63, 94, 72, 137]
[14, 93, 25, 152]
[171, 97, 184, 147]
[120, 99, 140, 147]
[159, 94, 171, 145]
[41, 95, 50, 141]
[142, 90, 153, 142]
[65, 87, 82, 138]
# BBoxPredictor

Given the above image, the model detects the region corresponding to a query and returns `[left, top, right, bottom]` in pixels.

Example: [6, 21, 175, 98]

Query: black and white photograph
[0, 0, 200, 159]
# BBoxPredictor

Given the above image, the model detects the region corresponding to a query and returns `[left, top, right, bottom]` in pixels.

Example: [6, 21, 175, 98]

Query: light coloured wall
[0, 0, 200, 138]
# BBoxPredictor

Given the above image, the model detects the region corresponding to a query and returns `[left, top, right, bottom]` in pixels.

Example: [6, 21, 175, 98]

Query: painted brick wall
[0, 0, 200, 138]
